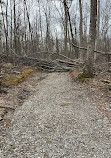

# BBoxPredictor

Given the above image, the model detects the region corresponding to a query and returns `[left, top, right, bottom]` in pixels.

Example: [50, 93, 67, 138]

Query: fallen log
[56, 59, 83, 67]
[56, 59, 75, 66]
[0, 106, 15, 110]
[71, 42, 111, 55]
[0, 50, 84, 72]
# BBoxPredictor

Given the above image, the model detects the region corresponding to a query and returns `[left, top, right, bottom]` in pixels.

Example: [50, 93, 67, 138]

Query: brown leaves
[1, 68, 35, 87]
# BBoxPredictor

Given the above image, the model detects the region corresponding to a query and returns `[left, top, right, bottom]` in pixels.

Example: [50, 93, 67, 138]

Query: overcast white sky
[2, 0, 111, 37]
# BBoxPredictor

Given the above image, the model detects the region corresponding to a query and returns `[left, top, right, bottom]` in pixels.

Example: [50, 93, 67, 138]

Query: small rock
[0, 150, 2, 157]
[101, 80, 110, 84]
[0, 108, 7, 121]
[0, 116, 3, 121]
[13, 71, 21, 74]
[0, 100, 5, 106]
[105, 104, 111, 111]
[3, 119, 11, 127]
[60, 102, 73, 106]
[2, 63, 13, 68]
[103, 117, 109, 124]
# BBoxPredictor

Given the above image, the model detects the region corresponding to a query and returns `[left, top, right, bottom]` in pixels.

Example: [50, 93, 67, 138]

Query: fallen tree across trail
[0, 45, 110, 72]
[0, 51, 84, 72]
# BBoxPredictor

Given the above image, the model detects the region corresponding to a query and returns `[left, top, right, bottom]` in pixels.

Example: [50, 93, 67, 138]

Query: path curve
[1, 73, 111, 158]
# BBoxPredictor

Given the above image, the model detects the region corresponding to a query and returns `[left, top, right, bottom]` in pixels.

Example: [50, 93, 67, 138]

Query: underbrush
[69, 69, 92, 83]
[69, 69, 111, 92]
[1, 68, 35, 88]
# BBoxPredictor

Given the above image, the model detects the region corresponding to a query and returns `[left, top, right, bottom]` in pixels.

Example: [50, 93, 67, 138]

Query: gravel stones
[1, 73, 111, 158]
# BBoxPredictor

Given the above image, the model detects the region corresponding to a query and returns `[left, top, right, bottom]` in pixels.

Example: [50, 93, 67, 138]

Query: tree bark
[95, 0, 100, 61]
[14, 0, 17, 53]
[84, 0, 97, 77]
[79, 0, 83, 60]
[5, 0, 8, 56]
[63, 0, 68, 56]
[64, 1, 79, 58]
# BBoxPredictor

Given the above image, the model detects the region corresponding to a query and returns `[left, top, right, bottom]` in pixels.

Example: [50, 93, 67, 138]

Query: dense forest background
[0, 0, 111, 69]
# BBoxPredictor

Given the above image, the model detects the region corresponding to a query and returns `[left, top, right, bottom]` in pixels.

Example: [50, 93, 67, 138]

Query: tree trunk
[64, 1, 79, 58]
[10, 0, 13, 50]
[84, 0, 97, 77]
[5, 0, 8, 56]
[95, 0, 100, 61]
[79, 0, 83, 60]
[63, 0, 68, 56]
[0, 22, 1, 42]
[14, 0, 17, 53]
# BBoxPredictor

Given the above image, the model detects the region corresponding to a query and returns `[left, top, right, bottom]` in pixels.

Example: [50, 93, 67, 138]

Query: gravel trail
[1, 72, 111, 158]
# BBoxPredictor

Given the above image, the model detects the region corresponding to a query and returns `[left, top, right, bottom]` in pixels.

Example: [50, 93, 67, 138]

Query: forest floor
[0, 64, 111, 158]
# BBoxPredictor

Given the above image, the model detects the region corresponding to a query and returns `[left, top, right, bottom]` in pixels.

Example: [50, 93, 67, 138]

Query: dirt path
[1, 72, 111, 158]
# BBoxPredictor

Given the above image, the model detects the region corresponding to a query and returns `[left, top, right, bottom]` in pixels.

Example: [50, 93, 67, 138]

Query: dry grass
[1, 68, 35, 88]
[69, 69, 90, 82]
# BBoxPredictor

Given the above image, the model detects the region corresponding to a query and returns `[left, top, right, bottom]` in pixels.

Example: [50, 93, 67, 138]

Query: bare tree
[0, 0, 110, 70]
[10, 0, 13, 50]
[79, 0, 83, 60]
[63, 0, 79, 58]
[0, 1, 2, 53]
[13, 0, 17, 52]
[63, 0, 68, 56]
[5, 0, 8, 55]
[84, 0, 97, 77]
[95, 0, 100, 61]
